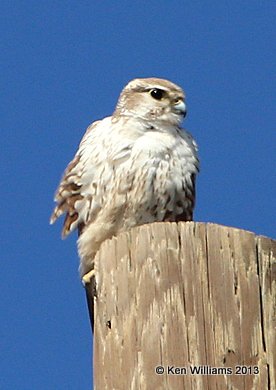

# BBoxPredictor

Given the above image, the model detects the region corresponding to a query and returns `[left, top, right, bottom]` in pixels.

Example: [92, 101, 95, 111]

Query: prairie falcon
[50, 77, 199, 325]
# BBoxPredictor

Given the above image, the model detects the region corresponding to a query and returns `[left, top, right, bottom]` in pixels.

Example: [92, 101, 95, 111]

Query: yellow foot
[82, 269, 95, 286]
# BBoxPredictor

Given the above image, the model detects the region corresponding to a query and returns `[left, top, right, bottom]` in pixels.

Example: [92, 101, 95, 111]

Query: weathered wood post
[90, 222, 276, 389]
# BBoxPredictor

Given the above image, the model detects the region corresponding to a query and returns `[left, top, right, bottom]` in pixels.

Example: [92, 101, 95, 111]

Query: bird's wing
[50, 117, 114, 238]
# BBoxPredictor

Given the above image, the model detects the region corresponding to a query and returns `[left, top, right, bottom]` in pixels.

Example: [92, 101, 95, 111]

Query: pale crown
[114, 78, 187, 126]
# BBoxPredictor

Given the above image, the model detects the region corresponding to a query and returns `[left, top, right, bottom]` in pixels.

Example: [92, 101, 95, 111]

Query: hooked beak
[173, 100, 187, 118]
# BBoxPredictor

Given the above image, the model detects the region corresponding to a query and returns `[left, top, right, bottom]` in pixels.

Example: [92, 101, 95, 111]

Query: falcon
[50, 77, 199, 325]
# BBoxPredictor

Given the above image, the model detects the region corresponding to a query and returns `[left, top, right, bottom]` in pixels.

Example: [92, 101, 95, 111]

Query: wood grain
[92, 222, 276, 389]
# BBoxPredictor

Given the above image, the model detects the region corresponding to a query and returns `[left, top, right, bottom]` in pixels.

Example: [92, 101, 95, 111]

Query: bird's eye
[150, 88, 165, 100]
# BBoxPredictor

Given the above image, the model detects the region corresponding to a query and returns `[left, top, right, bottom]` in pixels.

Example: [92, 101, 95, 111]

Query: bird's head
[114, 77, 187, 126]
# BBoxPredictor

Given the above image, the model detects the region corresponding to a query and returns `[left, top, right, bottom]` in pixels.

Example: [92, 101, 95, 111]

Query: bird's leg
[82, 269, 95, 285]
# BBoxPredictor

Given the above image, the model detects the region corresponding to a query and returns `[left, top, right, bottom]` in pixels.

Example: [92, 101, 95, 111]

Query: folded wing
[50, 119, 112, 238]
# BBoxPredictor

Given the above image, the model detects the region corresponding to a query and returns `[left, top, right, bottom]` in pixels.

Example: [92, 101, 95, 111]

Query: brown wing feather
[50, 154, 85, 237]
[50, 120, 110, 238]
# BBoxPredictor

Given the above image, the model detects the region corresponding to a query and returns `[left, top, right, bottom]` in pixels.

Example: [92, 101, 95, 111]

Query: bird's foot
[82, 269, 95, 286]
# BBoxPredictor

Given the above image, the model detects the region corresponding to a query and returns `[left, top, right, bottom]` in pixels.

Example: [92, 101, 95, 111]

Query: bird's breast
[111, 139, 196, 227]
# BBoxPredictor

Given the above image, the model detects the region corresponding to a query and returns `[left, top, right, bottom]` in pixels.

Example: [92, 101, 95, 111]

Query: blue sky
[1, 1, 275, 389]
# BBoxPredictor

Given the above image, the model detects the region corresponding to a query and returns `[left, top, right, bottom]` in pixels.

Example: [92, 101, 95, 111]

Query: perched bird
[50, 77, 199, 327]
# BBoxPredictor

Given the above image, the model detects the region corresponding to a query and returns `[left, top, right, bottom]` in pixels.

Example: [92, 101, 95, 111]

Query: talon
[82, 269, 95, 286]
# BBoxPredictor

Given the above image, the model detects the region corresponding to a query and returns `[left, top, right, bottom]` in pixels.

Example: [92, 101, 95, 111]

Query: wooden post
[91, 222, 276, 389]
